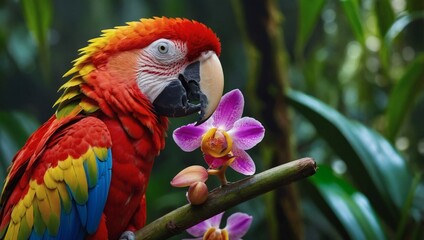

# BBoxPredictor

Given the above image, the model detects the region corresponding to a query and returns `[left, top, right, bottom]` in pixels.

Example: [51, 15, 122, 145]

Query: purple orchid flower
[185, 212, 253, 240]
[173, 89, 265, 175]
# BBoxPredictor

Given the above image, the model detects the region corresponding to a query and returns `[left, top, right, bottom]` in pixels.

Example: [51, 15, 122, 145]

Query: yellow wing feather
[2, 145, 110, 239]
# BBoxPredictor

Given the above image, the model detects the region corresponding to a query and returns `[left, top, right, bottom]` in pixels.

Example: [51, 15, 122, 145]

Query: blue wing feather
[28, 147, 112, 239]
[76, 204, 87, 227]
[86, 148, 112, 233]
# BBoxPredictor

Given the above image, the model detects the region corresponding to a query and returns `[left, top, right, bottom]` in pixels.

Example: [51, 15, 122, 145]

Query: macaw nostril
[178, 74, 189, 92]
[187, 81, 200, 100]
[181, 94, 188, 107]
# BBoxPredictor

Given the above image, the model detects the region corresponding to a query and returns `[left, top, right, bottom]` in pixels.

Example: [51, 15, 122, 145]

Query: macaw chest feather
[99, 114, 167, 238]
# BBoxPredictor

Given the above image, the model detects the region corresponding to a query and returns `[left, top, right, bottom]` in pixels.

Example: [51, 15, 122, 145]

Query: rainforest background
[0, 0, 423, 239]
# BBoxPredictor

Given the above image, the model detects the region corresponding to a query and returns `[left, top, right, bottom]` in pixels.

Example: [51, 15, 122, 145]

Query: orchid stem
[135, 157, 317, 240]
[207, 156, 236, 185]
[208, 169, 228, 185]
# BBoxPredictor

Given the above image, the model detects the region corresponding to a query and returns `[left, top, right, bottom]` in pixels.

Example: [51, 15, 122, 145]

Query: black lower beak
[152, 52, 224, 124]
[153, 61, 208, 122]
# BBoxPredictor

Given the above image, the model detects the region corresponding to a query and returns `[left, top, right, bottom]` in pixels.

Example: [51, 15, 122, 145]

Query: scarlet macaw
[0, 17, 224, 240]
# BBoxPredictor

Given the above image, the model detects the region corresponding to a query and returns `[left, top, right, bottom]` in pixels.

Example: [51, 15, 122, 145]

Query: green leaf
[308, 166, 386, 240]
[384, 12, 424, 47]
[296, 0, 326, 56]
[22, 0, 52, 48]
[395, 173, 422, 240]
[339, 0, 365, 45]
[382, 12, 424, 66]
[0, 112, 39, 184]
[374, 0, 395, 36]
[287, 90, 413, 228]
[21, 0, 53, 81]
[386, 54, 424, 141]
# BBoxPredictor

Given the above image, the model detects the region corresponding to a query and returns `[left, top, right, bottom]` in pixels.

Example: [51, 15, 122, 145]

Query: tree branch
[135, 157, 317, 240]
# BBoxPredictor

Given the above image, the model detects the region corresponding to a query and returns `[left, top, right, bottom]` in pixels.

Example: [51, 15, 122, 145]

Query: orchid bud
[187, 181, 209, 205]
[171, 165, 208, 187]
[201, 128, 233, 158]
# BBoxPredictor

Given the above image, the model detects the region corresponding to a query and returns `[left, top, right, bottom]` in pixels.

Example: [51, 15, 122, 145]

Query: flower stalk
[136, 157, 317, 240]
[207, 155, 236, 186]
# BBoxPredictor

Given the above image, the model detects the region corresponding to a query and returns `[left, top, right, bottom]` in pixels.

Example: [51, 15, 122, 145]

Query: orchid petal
[229, 117, 265, 150]
[186, 212, 224, 237]
[204, 154, 227, 168]
[230, 147, 256, 175]
[208, 212, 224, 228]
[225, 213, 253, 240]
[211, 89, 244, 131]
[186, 220, 210, 237]
[173, 124, 208, 152]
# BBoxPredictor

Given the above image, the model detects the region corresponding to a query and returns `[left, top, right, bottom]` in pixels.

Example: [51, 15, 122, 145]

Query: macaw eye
[157, 42, 169, 54]
[146, 39, 184, 64]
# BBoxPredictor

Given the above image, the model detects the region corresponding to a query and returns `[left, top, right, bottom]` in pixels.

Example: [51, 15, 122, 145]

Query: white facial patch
[135, 39, 188, 102]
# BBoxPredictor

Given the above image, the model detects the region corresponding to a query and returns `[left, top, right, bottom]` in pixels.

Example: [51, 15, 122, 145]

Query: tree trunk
[234, 0, 303, 239]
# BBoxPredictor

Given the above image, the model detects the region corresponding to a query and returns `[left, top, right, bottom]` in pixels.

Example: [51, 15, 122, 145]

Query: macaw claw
[119, 231, 135, 240]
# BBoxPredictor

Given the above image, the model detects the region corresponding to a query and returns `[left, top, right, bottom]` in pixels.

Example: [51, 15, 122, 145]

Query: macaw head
[58, 17, 224, 124]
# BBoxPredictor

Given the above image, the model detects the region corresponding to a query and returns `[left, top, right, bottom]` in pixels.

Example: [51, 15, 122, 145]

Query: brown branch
[135, 158, 317, 240]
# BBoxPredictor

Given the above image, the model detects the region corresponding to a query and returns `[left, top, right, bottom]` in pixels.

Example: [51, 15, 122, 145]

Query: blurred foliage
[21, 0, 52, 81]
[0, 111, 39, 183]
[0, 0, 423, 239]
[305, 165, 386, 240]
[288, 90, 421, 238]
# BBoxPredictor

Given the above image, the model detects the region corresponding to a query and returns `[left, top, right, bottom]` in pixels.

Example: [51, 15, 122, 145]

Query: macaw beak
[153, 51, 224, 124]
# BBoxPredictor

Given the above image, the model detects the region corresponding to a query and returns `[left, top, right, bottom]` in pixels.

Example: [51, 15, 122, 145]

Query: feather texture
[0, 117, 112, 240]
[1, 17, 221, 240]
[55, 17, 220, 119]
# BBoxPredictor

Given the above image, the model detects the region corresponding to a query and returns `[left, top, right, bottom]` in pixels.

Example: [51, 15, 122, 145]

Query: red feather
[1, 17, 220, 240]
[0, 115, 112, 238]
[80, 17, 221, 70]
